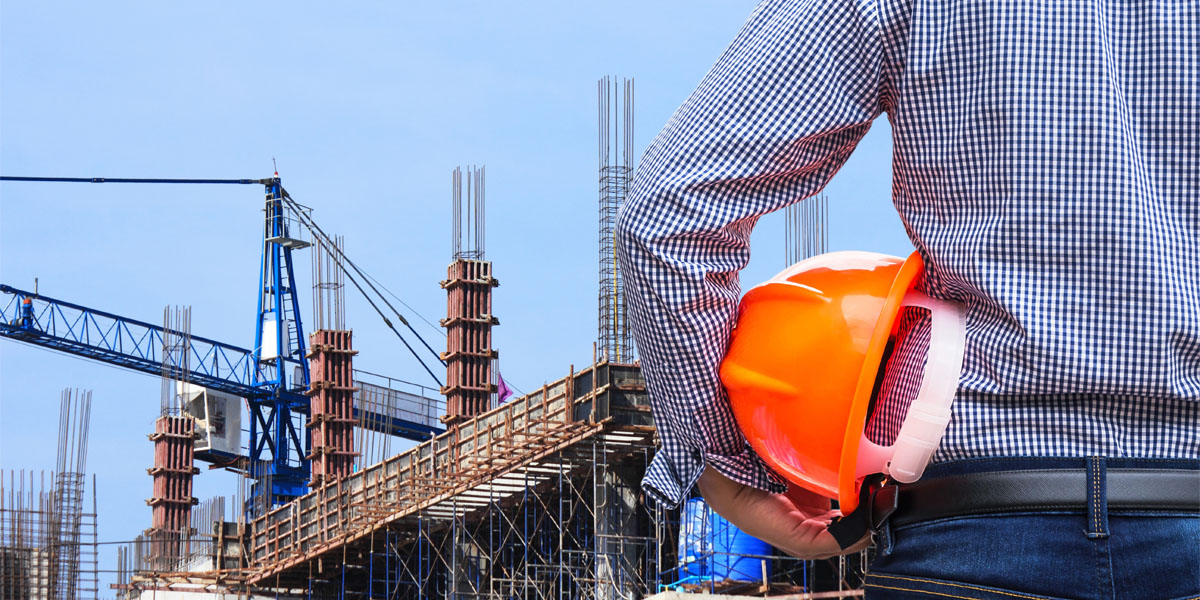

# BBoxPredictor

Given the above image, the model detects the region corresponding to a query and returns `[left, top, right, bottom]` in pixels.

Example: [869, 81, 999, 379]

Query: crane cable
[281, 191, 445, 364]
[280, 192, 447, 381]
[285, 201, 444, 387]
[1, 174, 452, 388]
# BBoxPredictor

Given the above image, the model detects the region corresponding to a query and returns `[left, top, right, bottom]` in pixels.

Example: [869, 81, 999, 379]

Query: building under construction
[0, 78, 865, 600]
[0, 390, 101, 600]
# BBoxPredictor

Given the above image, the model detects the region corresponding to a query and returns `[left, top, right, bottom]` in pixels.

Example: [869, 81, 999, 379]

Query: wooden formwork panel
[307, 329, 359, 487]
[147, 415, 198, 535]
[441, 259, 498, 422]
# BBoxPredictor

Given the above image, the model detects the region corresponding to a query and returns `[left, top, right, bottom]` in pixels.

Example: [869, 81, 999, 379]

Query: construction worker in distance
[616, 0, 1199, 598]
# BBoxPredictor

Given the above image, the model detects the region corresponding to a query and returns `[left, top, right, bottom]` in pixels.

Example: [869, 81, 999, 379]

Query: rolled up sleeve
[616, 0, 886, 508]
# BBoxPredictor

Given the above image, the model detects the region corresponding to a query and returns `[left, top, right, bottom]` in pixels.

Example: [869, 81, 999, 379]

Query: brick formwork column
[440, 259, 499, 426]
[145, 415, 199, 566]
[307, 329, 360, 487]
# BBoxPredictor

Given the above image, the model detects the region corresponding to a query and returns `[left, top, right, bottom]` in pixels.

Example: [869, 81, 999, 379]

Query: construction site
[1, 75, 863, 599]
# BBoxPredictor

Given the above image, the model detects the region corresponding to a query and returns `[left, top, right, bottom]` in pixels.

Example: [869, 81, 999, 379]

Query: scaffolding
[117, 495, 248, 598]
[0, 389, 100, 600]
[598, 76, 635, 364]
[246, 360, 648, 591]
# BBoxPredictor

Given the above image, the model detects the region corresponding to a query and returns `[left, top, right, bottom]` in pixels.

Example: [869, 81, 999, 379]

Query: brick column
[145, 415, 198, 568]
[440, 259, 499, 426]
[307, 329, 359, 487]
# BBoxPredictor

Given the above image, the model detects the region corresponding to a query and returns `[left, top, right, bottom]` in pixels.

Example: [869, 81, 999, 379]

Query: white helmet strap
[855, 290, 967, 482]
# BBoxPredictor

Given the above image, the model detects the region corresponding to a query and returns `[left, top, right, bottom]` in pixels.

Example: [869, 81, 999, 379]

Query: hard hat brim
[836, 251, 924, 514]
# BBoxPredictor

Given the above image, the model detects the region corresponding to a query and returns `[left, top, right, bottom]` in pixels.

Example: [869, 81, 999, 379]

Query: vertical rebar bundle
[159, 306, 192, 417]
[1, 391, 99, 600]
[598, 76, 635, 363]
[311, 234, 347, 331]
[0, 470, 100, 600]
[784, 194, 829, 265]
[442, 166, 498, 425]
[149, 305, 199, 569]
[307, 330, 359, 487]
[452, 166, 485, 260]
[50, 389, 91, 600]
[308, 231, 358, 486]
[117, 495, 240, 595]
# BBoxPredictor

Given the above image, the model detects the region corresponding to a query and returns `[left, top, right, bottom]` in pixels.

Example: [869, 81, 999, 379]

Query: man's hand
[697, 466, 871, 560]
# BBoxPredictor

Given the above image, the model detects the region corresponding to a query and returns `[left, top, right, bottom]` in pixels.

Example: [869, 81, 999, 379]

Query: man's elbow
[615, 174, 664, 262]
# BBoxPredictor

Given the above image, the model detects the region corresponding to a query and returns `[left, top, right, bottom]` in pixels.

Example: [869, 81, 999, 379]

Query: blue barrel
[678, 497, 710, 578]
[677, 497, 773, 583]
[709, 509, 773, 582]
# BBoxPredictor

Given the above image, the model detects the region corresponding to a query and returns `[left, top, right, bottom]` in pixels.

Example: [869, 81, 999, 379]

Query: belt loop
[1086, 456, 1109, 539]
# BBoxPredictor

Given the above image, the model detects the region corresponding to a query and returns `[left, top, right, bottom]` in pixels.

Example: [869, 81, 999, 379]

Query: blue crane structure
[0, 175, 445, 513]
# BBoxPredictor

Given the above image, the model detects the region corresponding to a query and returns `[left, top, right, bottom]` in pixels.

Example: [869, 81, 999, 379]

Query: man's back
[868, 0, 1199, 461]
[617, 0, 1199, 595]
[618, 0, 1198, 510]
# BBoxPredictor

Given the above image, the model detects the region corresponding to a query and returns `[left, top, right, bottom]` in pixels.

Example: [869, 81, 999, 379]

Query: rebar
[159, 306, 192, 416]
[452, 166, 486, 260]
[312, 234, 347, 331]
[1, 390, 99, 600]
[598, 76, 636, 363]
[445, 165, 498, 424]
[785, 194, 829, 265]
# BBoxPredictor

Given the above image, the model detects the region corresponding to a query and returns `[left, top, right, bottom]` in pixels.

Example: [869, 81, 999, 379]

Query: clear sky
[0, 2, 910, 594]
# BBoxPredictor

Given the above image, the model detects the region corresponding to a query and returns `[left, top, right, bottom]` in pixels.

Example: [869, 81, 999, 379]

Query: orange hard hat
[720, 251, 966, 514]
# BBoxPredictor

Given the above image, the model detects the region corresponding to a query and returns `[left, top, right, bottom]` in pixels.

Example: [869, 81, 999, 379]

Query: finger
[776, 520, 872, 560]
[772, 516, 849, 559]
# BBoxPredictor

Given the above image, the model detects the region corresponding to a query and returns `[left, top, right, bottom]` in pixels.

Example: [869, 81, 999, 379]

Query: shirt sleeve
[616, 0, 887, 508]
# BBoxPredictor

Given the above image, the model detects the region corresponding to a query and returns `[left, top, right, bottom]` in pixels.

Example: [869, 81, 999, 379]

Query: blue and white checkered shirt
[617, 0, 1200, 508]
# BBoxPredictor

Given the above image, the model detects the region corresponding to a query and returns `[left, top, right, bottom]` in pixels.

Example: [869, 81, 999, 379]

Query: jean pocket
[865, 573, 1071, 600]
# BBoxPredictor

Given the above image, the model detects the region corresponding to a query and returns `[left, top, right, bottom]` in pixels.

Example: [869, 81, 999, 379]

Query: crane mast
[249, 178, 313, 507]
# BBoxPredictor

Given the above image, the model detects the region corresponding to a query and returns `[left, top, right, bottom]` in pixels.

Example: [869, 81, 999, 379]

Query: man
[616, 0, 1199, 597]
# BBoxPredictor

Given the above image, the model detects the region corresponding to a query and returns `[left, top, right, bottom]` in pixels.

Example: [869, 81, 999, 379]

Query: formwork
[308, 329, 360, 487]
[147, 416, 200, 534]
[440, 258, 499, 425]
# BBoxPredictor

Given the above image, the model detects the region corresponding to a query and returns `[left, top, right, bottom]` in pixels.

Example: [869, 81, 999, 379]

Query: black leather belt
[885, 468, 1200, 528]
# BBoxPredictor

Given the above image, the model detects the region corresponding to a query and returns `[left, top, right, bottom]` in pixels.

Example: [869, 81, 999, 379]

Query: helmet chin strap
[854, 291, 968, 482]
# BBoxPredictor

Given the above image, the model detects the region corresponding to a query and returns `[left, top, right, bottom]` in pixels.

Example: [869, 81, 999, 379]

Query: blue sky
[0, 2, 909, 593]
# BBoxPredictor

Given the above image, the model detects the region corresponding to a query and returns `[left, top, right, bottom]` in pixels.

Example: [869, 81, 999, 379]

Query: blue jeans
[865, 458, 1200, 600]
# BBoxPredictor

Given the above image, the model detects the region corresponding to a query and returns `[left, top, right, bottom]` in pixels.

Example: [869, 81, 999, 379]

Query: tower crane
[0, 175, 446, 513]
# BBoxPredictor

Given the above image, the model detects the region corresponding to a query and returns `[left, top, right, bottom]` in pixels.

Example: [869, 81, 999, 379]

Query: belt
[880, 467, 1200, 528]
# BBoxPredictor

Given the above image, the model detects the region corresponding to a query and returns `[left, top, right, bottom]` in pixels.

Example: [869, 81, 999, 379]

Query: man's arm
[699, 467, 872, 559]
[616, 0, 887, 526]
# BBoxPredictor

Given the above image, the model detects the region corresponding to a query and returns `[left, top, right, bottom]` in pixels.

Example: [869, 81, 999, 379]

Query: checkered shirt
[617, 0, 1200, 508]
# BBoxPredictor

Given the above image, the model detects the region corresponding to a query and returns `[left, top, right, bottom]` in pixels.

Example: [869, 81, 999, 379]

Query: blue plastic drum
[677, 497, 773, 582]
